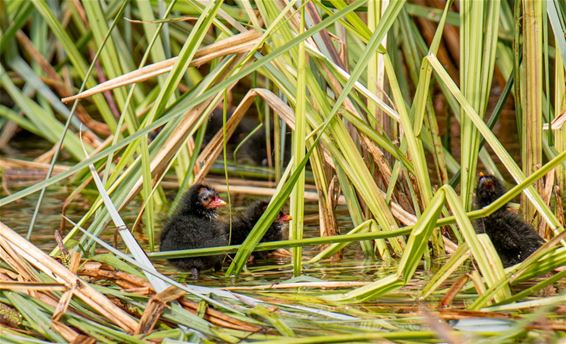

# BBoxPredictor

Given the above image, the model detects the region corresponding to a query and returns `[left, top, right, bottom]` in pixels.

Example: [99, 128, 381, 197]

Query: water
[1, 131, 562, 341]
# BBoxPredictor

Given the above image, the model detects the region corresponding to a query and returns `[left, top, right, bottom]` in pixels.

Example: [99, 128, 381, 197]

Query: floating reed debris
[1, 0, 565, 342]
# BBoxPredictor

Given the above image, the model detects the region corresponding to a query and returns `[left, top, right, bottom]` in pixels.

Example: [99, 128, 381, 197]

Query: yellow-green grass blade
[83, 0, 138, 133]
[444, 186, 511, 302]
[134, 0, 222, 252]
[6, 57, 91, 136]
[99, 1, 179, 251]
[321, 273, 403, 303]
[0, 1, 33, 56]
[226, 158, 298, 275]
[24, 0, 131, 241]
[5, 292, 66, 343]
[396, 188, 445, 283]
[521, 0, 544, 220]
[290, 5, 308, 276]
[459, 0, 501, 210]
[334, 165, 377, 259]
[0, 105, 39, 135]
[151, 226, 412, 260]
[32, 0, 117, 130]
[308, 220, 375, 264]
[420, 243, 471, 299]
[547, 0, 566, 71]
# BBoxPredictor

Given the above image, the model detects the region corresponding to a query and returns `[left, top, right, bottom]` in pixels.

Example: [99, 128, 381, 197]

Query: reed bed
[0, 0, 565, 342]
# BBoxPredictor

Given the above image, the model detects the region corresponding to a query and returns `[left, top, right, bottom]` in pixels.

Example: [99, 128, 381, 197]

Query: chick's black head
[180, 184, 226, 216]
[245, 201, 269, 223]
[244, 201, 291, 241]
[264, 210, 291, 242]
[245, 201, 292, 223]
[476, 173, 506, 208]
[276, 211, 292, 224]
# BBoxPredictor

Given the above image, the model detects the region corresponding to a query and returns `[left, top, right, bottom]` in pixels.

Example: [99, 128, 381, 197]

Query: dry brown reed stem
[198, 88, 419, 227]
[223, 281, 369, 291]
[137, 286, 186, 335]
[439, 275, 469, 309]
[61, 30, 261, 103]
[305, 2, 344, 69]
[319, 175, 340, 254]
[179, 299, 262, 332]
[51, 320, 93, 343]
[209, 183, 344, 204]
[538, 170, 555, 237]
[52, 252, 82, 322]
[0, 121, 19, 149]
[193, 99, 248, 184]
[0, 158, 68, 174]
[79, 262, 151, 289]
[78, 263, 261, 332]
[0, 158, 70, 192]
[166, 176, 319, 191]
[34, 146, 58, 164]
[0, 235, 37, 282]
[554, 186, 564, 231]
[0, 221, 138, 333]
[442, 237, 458, 254]
[437, 310, 566, 331]
[0, 281, 66, 291]
[0, 242, 113, 342]
[547, 110, 566, 130]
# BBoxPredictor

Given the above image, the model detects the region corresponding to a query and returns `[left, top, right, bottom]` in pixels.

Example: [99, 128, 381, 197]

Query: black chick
[226, 201, 291, 259]
[204, 109, 292, 166]
[160, 184, 227, 279]
[475, 173, 545, 267]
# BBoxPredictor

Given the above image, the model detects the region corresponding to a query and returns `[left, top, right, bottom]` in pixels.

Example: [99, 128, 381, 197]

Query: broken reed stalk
[61, 30, 261, 103]
[0, 221, 138, 333]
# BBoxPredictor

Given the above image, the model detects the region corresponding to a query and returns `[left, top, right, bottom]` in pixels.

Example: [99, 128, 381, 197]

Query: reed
[0, 0, 564, 342]
[521, 0, 544, 222]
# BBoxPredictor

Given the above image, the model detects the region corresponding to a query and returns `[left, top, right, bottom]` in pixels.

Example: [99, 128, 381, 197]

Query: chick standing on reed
[227, 201, 291, 259]
[475, 173, 545, 267]
[160, 184, 227, 279]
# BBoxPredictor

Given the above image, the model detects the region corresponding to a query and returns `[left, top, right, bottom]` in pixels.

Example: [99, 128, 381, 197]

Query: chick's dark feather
[160, 184, 227, 275]
[475, 175, 544, 267]
[226, 201, 288, 259]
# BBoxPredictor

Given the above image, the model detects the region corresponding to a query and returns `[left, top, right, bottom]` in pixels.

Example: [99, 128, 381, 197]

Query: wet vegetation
[0, 0, 565, 342]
